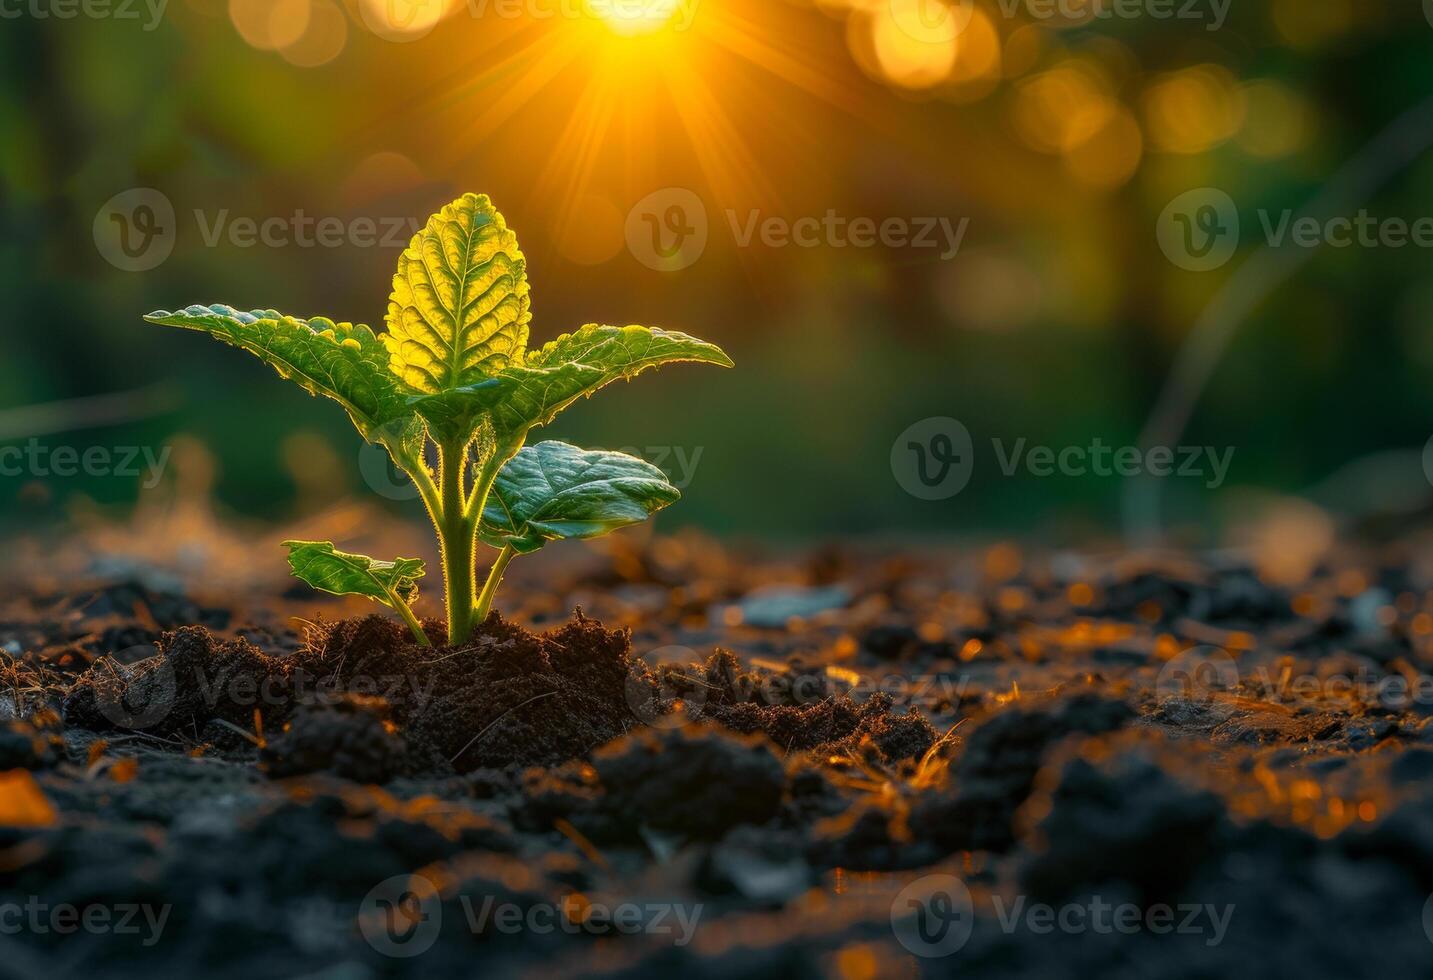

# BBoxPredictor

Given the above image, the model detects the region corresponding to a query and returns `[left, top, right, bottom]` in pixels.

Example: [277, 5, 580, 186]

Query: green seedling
[147, 193, 731, 646]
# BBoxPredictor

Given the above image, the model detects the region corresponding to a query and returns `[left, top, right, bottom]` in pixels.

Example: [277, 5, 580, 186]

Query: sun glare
[585, 0, 685, 36]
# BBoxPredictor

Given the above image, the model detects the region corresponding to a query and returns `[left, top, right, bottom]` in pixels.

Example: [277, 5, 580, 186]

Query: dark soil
[6, 536, 1433, 977]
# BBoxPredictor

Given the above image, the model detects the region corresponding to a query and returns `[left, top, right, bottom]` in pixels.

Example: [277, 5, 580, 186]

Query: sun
[584, 0, 686, 36]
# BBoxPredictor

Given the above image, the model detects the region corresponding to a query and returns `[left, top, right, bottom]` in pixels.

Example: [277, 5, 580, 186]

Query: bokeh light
[229, 0, 311, 50]
[1142, 64, 1245, 155]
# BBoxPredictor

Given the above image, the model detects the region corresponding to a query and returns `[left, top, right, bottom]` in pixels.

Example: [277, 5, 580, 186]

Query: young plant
[146, 193, 731, 646]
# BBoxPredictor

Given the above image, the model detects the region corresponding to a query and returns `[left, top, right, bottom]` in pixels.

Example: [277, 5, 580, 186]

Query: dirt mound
[64, 612, 653, 774]
[908, 690, 1136, 853]
[655, 648, 939, 761]
[62, 613, 938, 778]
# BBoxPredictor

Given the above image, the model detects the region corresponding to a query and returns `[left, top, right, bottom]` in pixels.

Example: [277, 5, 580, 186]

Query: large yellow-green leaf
[478, 442, 680, 554]
[384, 193, 530, 393]
[144, 304, 414, 441]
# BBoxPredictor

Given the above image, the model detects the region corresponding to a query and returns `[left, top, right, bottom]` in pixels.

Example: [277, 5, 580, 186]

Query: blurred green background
[5, 0, 1433, 545]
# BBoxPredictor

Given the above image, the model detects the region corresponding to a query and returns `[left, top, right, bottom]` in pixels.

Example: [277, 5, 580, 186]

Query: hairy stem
[386, 590, 431, 647]
[437, 441, 478, 645]
[474, 545, 516, 624]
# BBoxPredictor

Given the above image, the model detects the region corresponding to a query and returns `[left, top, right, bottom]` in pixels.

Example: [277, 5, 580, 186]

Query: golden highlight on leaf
[384, 192, 531, 393]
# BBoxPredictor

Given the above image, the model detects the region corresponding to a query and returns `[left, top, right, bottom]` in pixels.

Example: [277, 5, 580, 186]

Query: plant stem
[438, 441, 478, 645]
[474, 545, 516, 624]
[387, 592, 431, 647]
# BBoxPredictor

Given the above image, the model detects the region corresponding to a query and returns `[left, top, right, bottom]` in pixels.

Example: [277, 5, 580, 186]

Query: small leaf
[282, 540, 425, 607]
[526, 323, 733, 377]
[385, 193, 530, 393]
[479, 441, 680, 554]
[144, 304, 414, 441]
[404, 323, 730, 448]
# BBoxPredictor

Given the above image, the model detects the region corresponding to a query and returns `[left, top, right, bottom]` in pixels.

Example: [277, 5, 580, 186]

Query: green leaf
[385, 193, 530, 394]
[479, 441, 680, 554]
[410, 323, 730, 451]
[144, 304, 414, 441]
[526, 323, 733, 376]
[282, 540, 425, 607]
[407, 361, 605, 448]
